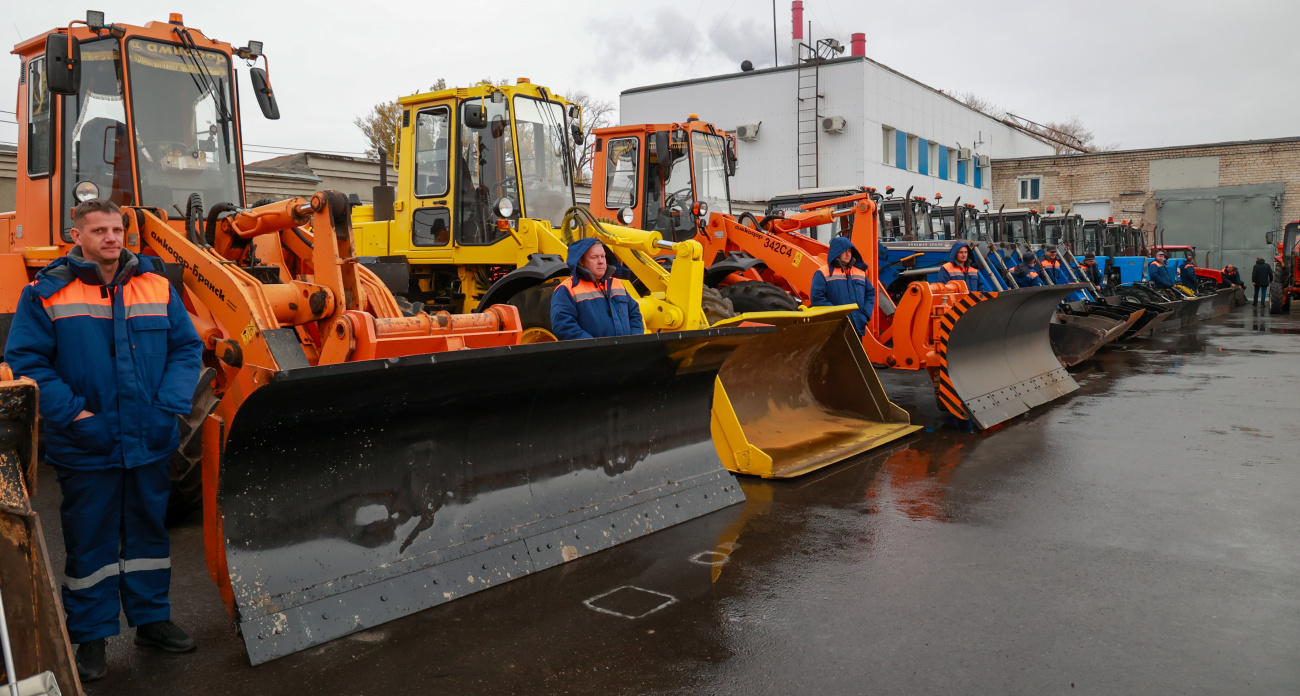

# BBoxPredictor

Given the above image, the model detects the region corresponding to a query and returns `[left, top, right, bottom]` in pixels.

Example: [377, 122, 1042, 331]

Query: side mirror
[725, 135, 737, 176]
[571, 123, 583, 143]
[1265, 230, 1275, 245]
[464, 103, 487, 130]
[249, 68, 280, 119]
[45, 34, 81, 95]
[652, 131, 671, 179]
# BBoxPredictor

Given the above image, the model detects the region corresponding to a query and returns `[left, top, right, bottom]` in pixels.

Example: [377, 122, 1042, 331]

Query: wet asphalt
[32, 304, 1300, 695]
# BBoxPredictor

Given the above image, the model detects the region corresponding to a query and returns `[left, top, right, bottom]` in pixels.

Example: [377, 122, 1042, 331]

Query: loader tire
[1269, 280, 1284, 314]
[506, 278, 563, 343]
[166, 367, 220, 525]
[720, 281, 800, 314]
[701, 286, 737, 325]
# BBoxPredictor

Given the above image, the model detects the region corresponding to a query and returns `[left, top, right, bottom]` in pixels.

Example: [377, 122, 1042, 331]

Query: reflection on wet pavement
[31, 306, 1300, 694]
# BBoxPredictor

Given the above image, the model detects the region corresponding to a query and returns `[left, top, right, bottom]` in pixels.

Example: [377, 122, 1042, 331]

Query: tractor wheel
[701, 286, 737, 325]
[720, 281, 801, 314]
[166, 367, 219, 525]
[1269, 280, 1285, 314]
[506, 278, 563, 343]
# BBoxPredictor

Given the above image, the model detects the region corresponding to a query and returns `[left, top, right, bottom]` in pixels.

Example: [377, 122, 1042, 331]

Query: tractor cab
[588, 117, 736, 243]
[1038, 210, 1085, 251]
[988, 208, 1041, 247]
[877, 191, 933, 241]
[351, 80, 582, 311]
[1, 11, 277, 258]
[926, 200, 981, 241]
[1081, 219, 1107, 256]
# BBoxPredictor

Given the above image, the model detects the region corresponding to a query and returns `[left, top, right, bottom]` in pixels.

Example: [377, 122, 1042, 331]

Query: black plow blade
[217, 328, 767, 664]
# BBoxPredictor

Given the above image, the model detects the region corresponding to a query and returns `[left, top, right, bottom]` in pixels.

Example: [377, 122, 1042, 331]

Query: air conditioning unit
[736, 123, 761, 142]
[957, 147, 972, 161]
[977, 154, 991, 167]
[821, 116, 846, 134]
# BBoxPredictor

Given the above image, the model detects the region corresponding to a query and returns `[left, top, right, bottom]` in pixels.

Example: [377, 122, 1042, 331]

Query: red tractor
[1268, 223, 1300, 313]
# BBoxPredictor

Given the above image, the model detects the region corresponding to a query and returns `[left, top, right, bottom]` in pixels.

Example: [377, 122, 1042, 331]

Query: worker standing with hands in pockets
[4, 199, 203, 682]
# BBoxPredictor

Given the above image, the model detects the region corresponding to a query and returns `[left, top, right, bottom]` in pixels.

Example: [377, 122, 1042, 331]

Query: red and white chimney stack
[851, 32, 865, 57]
[791, 1, 803, 63]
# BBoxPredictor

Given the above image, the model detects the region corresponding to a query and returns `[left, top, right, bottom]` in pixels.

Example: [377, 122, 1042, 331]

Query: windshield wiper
[173, 27, 233, 164]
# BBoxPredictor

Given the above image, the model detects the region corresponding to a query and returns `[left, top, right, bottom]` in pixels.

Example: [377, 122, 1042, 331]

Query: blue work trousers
[1254, 285, 1268, 305]
[56, 461, 172, 643]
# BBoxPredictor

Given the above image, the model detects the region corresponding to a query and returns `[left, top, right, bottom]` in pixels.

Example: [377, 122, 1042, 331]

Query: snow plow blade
[933, 285, 1084, 429]
[0, 373, 82, 694]
[710, 307, 920, 479]
[1050, 309, 1144, 366]
[216, 328, 764, 665]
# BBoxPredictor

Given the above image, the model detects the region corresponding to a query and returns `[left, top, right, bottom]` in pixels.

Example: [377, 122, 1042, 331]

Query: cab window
[604, 138, 638, 209]
[414, 107, 450, 197]
[26, 57, 53, 176]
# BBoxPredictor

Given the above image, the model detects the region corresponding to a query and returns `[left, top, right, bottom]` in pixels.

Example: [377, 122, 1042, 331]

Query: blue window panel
[918, 140, 929, 176]
[938, 146, 948, 180]
[957, 160, 966, 185]
[896, 131, 907, 170]
[974, 163, 982, 188]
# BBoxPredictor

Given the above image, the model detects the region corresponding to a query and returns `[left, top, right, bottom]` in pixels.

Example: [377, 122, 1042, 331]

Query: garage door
[1070, 201, 1112, 221]
[1155, 184, 1283, 272]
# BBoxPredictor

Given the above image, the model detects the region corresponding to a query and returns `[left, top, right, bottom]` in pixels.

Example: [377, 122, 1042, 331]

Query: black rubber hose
[205, 202, 240, 248]
[185, 193, 204, 247]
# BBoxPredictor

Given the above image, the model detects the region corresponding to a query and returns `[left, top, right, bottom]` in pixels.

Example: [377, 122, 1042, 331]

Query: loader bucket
[1050, 309, 1144, 366]
[932, 285, 1084, 429]
[216, 328, 764, 665]
[709, 307, 920, 479]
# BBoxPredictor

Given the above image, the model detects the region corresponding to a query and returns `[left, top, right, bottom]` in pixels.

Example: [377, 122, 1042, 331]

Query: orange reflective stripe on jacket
[41, 272, 171, 322]
[559, 276, 629, 303]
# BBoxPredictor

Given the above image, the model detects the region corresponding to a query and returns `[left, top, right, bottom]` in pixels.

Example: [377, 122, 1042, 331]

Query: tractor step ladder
[796, 46, 821, 190]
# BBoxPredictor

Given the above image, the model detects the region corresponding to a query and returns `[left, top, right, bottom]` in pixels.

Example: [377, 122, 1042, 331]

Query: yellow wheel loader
[352, 81, 919, 479]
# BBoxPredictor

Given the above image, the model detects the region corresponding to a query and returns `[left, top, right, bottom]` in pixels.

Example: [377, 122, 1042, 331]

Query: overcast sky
[4, 0, 1299, 160]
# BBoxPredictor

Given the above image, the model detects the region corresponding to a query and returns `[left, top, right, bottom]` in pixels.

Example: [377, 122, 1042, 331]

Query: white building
[621, 8, 1053, 206]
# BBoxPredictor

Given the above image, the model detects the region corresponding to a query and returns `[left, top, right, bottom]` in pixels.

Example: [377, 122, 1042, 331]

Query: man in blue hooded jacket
[811, 236, 875, 336]
[1148, 251, 1175, 289]
[937, 243, 984, 291]
[4, 199, 202, 681]
[1179, 257, 1200, 288]
[551, 237, 644, 340]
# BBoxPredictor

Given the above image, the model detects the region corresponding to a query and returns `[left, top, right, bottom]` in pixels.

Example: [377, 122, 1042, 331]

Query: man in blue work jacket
[1179, 257, 1200, 288]
[4, 199, 202, 681]
[937, 243, 984, 291]
[551, 238, 644, 340]
[1148, 251, 1175, 289]
[1078, 253, 1103, 286]
[811, 236, 874, 336]
[1038, 246, 1071, 285]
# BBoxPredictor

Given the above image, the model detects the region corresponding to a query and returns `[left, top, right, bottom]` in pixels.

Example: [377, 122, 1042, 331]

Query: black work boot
[76, 638, 107, 682]
[134, 620, 196, 653]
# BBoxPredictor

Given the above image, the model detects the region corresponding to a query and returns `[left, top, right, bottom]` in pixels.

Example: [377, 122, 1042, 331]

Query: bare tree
[1035, 116, 1119, 154]
[354, 100, 402, 160]
[564, 90, 616, 183]
[942, 90, 1006, 119]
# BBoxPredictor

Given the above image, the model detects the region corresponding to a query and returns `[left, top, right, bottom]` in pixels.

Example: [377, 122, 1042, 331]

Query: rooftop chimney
[851, 32, 865, 57]
[791, 1, 803, 64]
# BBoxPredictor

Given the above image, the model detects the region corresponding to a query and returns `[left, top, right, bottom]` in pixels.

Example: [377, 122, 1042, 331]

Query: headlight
[74, 181, 100, 202]
[693, 201, 709, 218]
[493, 198, 515, 219]
[617, 206, 634, 225]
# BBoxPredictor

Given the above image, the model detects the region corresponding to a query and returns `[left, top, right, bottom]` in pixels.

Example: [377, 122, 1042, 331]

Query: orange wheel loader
[588, 118, 1083, 429]
[1, 14, 767, 665]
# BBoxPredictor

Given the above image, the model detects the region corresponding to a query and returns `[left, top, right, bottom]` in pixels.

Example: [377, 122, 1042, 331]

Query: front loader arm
[703, 213, 826, 301]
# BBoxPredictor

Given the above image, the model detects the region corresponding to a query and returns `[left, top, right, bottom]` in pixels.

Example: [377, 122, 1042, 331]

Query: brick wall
[992, 137, 1300, 230]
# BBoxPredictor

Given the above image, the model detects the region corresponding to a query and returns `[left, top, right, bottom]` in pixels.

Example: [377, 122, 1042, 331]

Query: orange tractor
[1, 14, 760, 665]
[590, 118, 1083, 428]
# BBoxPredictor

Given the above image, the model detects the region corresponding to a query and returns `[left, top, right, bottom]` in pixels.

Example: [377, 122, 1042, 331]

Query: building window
[937, 146, 948, 180]
[956, 158, 967, 185]
[918, 139, 930, 176]
[882, 126, 897, 166]
[974, 163, 982, 189]
[1018, 177, 1041, 201]
[906, 134, 918, 172]
[896, 130, 907, 170]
